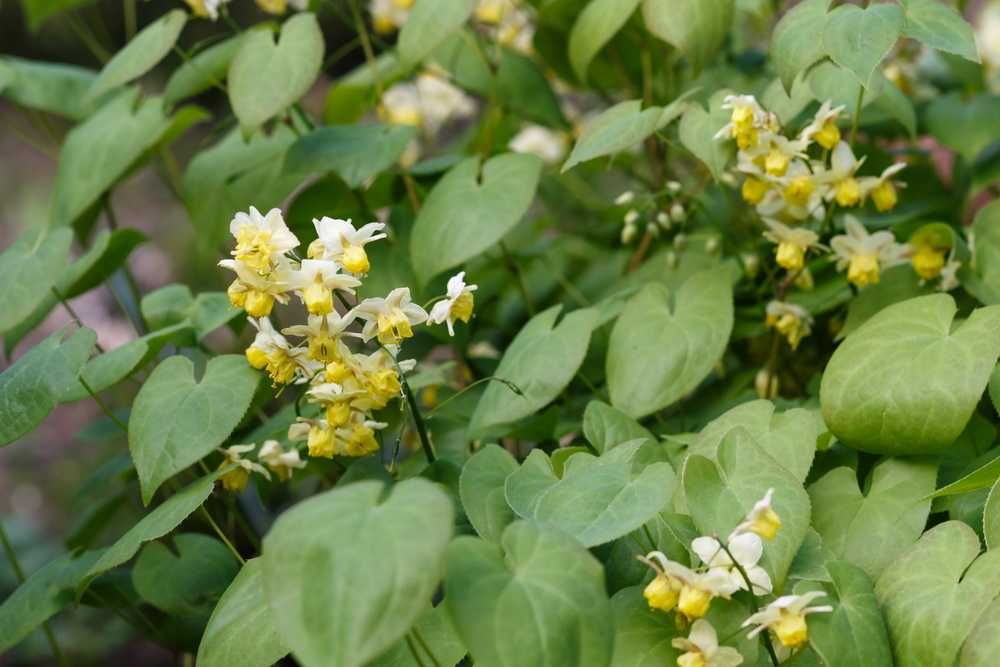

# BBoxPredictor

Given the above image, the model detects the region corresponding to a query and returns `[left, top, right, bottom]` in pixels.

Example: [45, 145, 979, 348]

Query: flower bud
[614, 190, 635, 205]
[670, 202, 686, 223]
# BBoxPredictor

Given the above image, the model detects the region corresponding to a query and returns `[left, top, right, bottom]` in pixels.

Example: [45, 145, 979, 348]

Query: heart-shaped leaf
[683, 428, 810, 590]
[410, 152, 542, 284]
[678, 92, 735, 181]
[642, 0, 734, 71]
[129, 354, 260, 504]
[823, 3, 903, 88]
[0, 225, 72, 336]
[820, 294, 1000, 454]
[875, 521, 1000, 666]
[985, 478, 1000, 550]
[771, 0, 831, 93]
[607, 268, 734, 419]
[228, 13, 324, 132]
[808, 459, 937, 579]
[261, 479, 453, 667]
[165, 32, 247, 106]
[0, 56, 99, 120]
[899, 0, 979, 63]
[398, 0, 476, 68]
[133, 533, 240, 616]
[459, 444, 519, 543]
[469, 305, 598, 438]
[568, 0, 641, 82]
[284, 123, 417, 188]
[87, 9, 186, 101]
[839, 265, 933, 339]
[583, 400, 654, 454]
[505, 440, 675, 547]
[962, 200, 1000, 305]
[197, 558, 289, 667]
[444, 521, 613, 667]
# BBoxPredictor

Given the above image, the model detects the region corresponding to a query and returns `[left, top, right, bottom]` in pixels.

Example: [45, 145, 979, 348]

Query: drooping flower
[638, 551, 735, 621]
[799, 100, 846, 151]
[245, 317, 320, 385]
[221, 259, 293, 318]
[732, 488, 781, 541]
[859, 162, 906, 212]
[257, 440, 306, 481]
[282, 312, 359, 362]
[414, 72, 477, 135]
[289, 259, 362, 315]
[715, 95, 769, 150]
[308, 217, 387, 275]
[185, 0, 230, 20]
[765, 301, 813, 350]
[217, 444, 270, 493]
[830, 216, 909, 288]
[819, 142, 866, 208]
[429, 272, 478, 336]
[762, 220, 822, 272]
[692, 533, 773, 595]
[742, 591, 833, 649]
[353, 287, 429, 345]
[756, 161, 826, 222]
[672, 619, 745, 667]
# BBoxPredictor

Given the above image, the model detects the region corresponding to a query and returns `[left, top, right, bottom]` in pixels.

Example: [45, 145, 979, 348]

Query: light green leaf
[823, 3, 903, 87]
[875, 521, 1000, 667]
[133, 532, 239, 616]
[925, 93, 1000, 164]
[986, 478, 1000, 550]
[928, 455, 1000, 499]
[770, 0, 831, 93]
[283, 123, 417, 188]
[678, 91, 735, 181]
[0, 327, 95, 447]
[642, 0, 734, 71]
[444, 521, 613, 667]
[88, 10, 187, 101]
[607, 268, 734, 419]
[839, 264, 932, 339]
[609, 587, 682, 665]
[197, 558, 289, 667]
[398, 0, 476, 67]
[141, 284, 194, 330]
[190, 292, 241, 340]
[261, 479, 453, 667]
[228, 13, 324, 132]
[820, 294, 1000, 454]
[683, 429, 810, 589]
[991, 364, 1000, 414]
[798, 561, 893, 667]
[129, 354, 260, 504]
[459, 444, 519, 543]
[568, 0, 642, 82]
[469, 305, 598, 438]
[369, 605, 466, 667]
[761, 74, 816, 125]
[870, 69, 917, 137]
[0, 225, 72, 336]
[807, 60, 883, 111]
[0, 57, 99, 119]
[583, 400, 654, 454]
[808, 458, 937, 578]
[410, 152, 542, 284]
[961, 595, 1000, 666]
[83, 472, 222, 587]
[899, 0, 979, 63]
[962, 199, 1000, 305]
[165, 33, 246, 106]
[0, 549, 104, 653]
[505, 440, 675, 547]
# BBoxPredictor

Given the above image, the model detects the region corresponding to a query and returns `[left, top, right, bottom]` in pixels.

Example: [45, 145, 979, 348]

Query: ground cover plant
[2, 0, 1000, 665]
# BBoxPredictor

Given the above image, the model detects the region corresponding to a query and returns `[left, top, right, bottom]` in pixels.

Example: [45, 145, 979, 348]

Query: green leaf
[20, 0, 95, 31]
[991, 364, 1000, 415]
[870, 69, 917, 137]
[822, 3, 903, 87]
[961, 595, 1000, 666]
[875, 521, 1000, 667]
[469, 305, 598, 438]
[133, 532, 240, 616]
[770, 0, 831, 93]
[798, 561, 893, 667]
[609, 587, 682, 665]
[678, 91, 735, 181]
[0, 225, 72, 336]
[899, 0, 979, 63]
[761, 74, 816, 125]
[228, 13, 324, 132]
[459, 444, 519, 543]
[496, 48, 568, 128]
[807, 60, 883, 111]
[568, 0, 642, 82]
[505, 440, 675, 547]
[928, 455, 1000, 499]
[369, 605, 466, 667]
[808, 458, 937, 578]
[398, 0, 476, 67]
[444, 521, 613, 667]
[165, 33, 246, 106]
[839, 265, 932, 339]
[685, 400, 825, 483]
[83, 472, 222, 587]
[607, 268, 734, 419]
[962, 199, 1000, 305]
[0, 327, 95, 447]
[0, 57, 99, 119]
[0, 549, 104, 653]
[683, 429, 810, 589]
[197, 558, 289, 667]
[820, 294, 1000, 454]
[191, 292, 242, 340]
[925, 93, 1000, 163]
[583, 400, 654, 454]
[141, 284, 194, 330]
[261, 479, 453, 667]
[642, 0, 735, 71]
[129, 354, 260, 504]
[283, 123, 417, 188]
[87, 10, 187, 102]
[410, 153, 542, 284]
[986, 478, 1000, 550]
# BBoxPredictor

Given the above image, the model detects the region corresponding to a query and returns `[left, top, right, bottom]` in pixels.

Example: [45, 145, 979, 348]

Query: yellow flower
[354, 287, 429, 346]
[219, 257, 292, 317]
[764, 147, 790, 177]
[678, 585, 713, 620]
[290, 259, 361, 316]
[859, 162, 906, 212]
[245, 345, 269, 369]
[429, 272, 478, 336]
[643, 574, 681, 612]
[308, 424, 336, 458]
[310, 217, 387, 275]
[830, 216, 909, 288]
[217, 444, 270, 492]
[847, 253, 880, 288]
[732, 489, 781, 540]
[783, 175, 814, 207]
[870, 181, 897, 212]
[766, 301, 813, 350]
[326, 401, 352, 428]
[799, 100, 845, 151]
[911, 245, 946, 280]
[743, 592, 833, 649]
[834, 178, 861, 207]
[762, 220, 821, 273]
[256, 0, 286, 14]
[741, 177, 769, 205]
[245, 291, 276, 318]
[672, 620, 745, 667]
[342, 422, 380, 457]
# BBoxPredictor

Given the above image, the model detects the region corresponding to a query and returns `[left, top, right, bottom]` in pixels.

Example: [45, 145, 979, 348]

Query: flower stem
[719, 541, 780, 667]
[403, 379, 436, 464]
[411, 627, 443, 667]
[849, 85, 864, 147]
[199, 506, 245, 565]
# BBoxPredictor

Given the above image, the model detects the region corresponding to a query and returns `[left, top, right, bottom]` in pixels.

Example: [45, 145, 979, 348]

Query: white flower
[830, 216, 909, 288]
[766, 302, 813, 350]
[692, 533, 773, 595]
[289, 259, 362, 315]
[415, 72, 476, 134]
[310, 217, 387, 274]
[743, 591, 834, 649]
[217, 444, 270, 491]
[938, 251, 961, 292]
[381, 82, 423, 127]
[615, 191, 635, 205]
[257, 439, 306, 481]
[185, 0, 230, 21]
[369, 0, 410, 34]
[219, 257, 293, 318]
[429, 272, 478, 336]
[229, 206, 299, 273]
[353, 287, 429, 345]
[672, 620, 744, 667]
[977, 3, 1000, 72]
[508, 125, 568, 164]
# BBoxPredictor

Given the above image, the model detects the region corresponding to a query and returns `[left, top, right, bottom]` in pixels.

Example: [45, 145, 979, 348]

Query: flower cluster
[220, 207, 476, 469]
[218, 440, 306, 492]
[615, 184, 688, 246]
[371, 0, 535, 54]
[639, 489, 832, 664]
[183, 0, 305, 21]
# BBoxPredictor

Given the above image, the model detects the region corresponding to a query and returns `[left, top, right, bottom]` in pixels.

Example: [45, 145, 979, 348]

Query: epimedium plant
[1, 0, 1000, 665]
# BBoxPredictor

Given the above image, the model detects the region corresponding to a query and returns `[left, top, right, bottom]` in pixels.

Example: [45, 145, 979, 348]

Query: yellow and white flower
[765, 302, 813, 350]
[308, 217, 387, 274]
[742, 591, 833, 649]
[672, 619, 745, 667]
[715, 95, 770, 150]
[282, 312, 359, 362]
[380, 82, 424, 127]
[245, 317, 320, 385]
[229, 206, 299, 274]
[185, 0, 230, 20]
[508, 125, 568, 164]
[938, 251, 961, 291]
[369, 0, 411, 34]
[762, 220, 822, 272]
[692, 533, 773, 595]
[354, 287, 429, 345]
[859, 162, 906, 212]
[830, 216, 909, 288]
[217, 444, 270, 493]
[732, 488, 782, 541]
[415, 72, 477, 135]
[819, 142, 866, 208]
[639, 551, 735, 621]
[220, 258, 293, 318]
[289, 259, 362, 315]
[799, 100, 845, 151]
[257, 439, 306, 481]
[756, 161, 826, 222]
[429, 271, 477, 336]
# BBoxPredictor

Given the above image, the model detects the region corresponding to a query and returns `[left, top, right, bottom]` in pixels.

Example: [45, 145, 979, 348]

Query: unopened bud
[673, 233, 687, 251]
[646, 222, 660, 238]
[624, 209, 640, 225]
[666, 180, 682, 193]
[705, 237, 720, 254]
[615, 190, 635, 205]
[656, 211, 671, 230]
[742, 252, 760, 279]
[622, 222, 638, 245]
[665, 250, 678, 269]
[670, 202, 686, 223]
[755, 368, 779, 399]
[721, 172, 738, 187]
